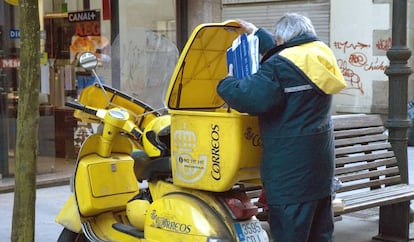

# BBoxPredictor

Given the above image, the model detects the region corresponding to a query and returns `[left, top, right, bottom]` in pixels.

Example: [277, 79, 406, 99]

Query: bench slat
[335, 134, 388, 147]
[338, 166, 399, 183]
[339, 194, 414, 214]
[332, 114, 383, 129]
[335, 152, 395, 167]
[337, 176, 401, 193]
[335, 143, 392, 156]
[336, 157, 397, 175]
[338, 184, 412, 202]
[246, 190, 262, 199]
[336, 184, 414, 214]
[334, 126, 385, 139]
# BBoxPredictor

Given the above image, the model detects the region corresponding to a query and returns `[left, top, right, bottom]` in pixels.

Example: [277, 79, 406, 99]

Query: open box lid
[165, 20, 243, 110]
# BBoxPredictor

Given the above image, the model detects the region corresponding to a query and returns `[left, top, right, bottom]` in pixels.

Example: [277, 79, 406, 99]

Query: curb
[0, 174, 71, 194]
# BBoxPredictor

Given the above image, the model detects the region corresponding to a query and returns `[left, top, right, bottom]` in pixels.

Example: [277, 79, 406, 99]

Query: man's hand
[237, 19, 258, 35]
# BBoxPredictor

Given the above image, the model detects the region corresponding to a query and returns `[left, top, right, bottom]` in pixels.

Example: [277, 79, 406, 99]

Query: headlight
[108, 108, 128, 120]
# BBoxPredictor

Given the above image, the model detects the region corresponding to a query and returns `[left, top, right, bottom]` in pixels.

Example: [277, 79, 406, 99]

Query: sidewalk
[334, 208, 414, 241]
[0, 170, 71, 193]
[1, 149, 414, 241]
[0, 156, 73, 193]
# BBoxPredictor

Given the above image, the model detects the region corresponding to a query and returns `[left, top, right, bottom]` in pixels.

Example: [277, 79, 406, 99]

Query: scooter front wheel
[57, 228, 87, 242]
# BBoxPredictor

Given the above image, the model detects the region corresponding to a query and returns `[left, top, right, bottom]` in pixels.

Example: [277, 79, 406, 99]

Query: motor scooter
[56, 21, 269, 242]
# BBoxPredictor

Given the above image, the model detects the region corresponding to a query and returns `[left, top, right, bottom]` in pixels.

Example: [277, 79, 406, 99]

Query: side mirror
[78, 52, 98, 70]
[77, 52, 109, 103]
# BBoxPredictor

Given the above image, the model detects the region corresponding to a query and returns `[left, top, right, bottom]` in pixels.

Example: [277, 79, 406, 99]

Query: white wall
[331, 0, 391, 114]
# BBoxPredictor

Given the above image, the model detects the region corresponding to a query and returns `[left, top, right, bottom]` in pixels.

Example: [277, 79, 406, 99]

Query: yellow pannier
[165, 21, 263, 191]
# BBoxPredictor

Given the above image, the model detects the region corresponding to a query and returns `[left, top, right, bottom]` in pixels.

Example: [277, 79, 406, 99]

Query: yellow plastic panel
[89, 160, 138, 197]
[144, 193, 232, 240]
[166, 20, 243, 110]
[55, 194, 82, 233]
[75, 153, 139, 217]
[170, 108, 262, 191]
[75, 84, 159, 130]
[85, 213, 141, 241]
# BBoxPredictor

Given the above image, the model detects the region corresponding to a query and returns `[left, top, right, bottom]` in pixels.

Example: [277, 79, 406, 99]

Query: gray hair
[274, 13, 316, 44]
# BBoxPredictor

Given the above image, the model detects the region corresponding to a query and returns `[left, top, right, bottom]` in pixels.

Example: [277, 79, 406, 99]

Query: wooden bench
[246, 114, 414, 241]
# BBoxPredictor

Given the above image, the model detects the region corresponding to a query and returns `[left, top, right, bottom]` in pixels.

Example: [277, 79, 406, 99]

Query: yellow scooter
[56, 21, 269, 242]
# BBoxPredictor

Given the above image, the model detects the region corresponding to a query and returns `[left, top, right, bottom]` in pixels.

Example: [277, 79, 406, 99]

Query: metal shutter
[222, 0, 330, 45]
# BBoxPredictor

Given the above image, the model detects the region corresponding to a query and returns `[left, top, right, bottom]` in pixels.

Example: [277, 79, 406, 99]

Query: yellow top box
[166, 21, 263, 191]
[165, 20, 243, 110]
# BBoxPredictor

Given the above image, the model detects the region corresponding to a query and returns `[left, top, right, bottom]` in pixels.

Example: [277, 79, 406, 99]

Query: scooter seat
[134, 153, 172, 181]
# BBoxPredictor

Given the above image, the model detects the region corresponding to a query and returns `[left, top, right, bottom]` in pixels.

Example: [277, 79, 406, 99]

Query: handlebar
[131, 128, 142, 140]
[65, 100, 97, 116]
[65, 100, 143, 141]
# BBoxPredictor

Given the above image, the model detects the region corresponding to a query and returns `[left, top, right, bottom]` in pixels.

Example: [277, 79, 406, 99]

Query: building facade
[222, 0, 414, 115]
[0, 0, 412, 177]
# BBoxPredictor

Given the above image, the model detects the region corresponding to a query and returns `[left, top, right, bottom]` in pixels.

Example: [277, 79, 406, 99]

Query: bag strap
[260, 44, 287, 64]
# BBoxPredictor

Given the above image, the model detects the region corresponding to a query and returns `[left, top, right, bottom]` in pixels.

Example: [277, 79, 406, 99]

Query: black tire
[57, 228, 87, 242]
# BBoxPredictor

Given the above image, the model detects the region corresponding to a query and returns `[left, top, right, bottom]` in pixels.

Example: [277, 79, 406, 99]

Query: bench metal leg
[372, 201, 411, 242]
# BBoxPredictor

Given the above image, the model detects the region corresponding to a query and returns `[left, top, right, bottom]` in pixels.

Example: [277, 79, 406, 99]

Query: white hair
[274, 13, 316, 44]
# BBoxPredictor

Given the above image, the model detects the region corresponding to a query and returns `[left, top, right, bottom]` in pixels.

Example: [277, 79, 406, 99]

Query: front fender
[55, 194, 82, 233]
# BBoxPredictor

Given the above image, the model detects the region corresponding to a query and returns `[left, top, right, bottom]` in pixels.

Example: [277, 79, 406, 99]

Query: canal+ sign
[68, 10, 101, 36]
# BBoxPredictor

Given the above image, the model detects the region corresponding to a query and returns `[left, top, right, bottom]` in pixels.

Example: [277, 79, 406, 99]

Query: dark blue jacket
[217, 28, 346, 205]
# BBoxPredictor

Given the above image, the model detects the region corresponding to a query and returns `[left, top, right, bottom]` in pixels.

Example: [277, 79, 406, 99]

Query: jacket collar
[261, 32, 319, 64]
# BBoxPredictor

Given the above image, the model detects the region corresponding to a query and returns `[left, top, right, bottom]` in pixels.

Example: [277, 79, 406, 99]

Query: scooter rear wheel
[57, 228, 87, 242]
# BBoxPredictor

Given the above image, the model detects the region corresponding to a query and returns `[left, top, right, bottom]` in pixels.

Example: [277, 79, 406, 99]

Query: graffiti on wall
[333, 35, 391, 95]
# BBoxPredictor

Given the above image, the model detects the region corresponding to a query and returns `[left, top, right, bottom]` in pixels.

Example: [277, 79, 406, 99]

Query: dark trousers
[267, 196, 333, 242]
